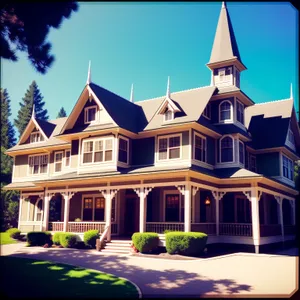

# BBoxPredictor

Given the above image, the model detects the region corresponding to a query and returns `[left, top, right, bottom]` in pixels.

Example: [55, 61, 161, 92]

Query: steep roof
[35, 119, 56, 138]
[207, 2, 245, 68]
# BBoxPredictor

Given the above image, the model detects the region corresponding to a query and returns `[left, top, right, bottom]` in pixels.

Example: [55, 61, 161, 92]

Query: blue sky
[2, 2, 298, 135]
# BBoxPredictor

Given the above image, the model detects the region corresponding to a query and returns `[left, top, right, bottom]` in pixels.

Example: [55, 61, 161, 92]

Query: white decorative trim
[54, 151, 64, 173]
[219, 135, 234, 163]
[84, 105, 98, 124]
[219, 100, 233, 123]
[156, 133, 182, 163]
[192, 186, 199, 197]
[176, 185, 185, 195]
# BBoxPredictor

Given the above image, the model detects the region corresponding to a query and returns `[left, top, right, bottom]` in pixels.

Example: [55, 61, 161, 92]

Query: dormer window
[219, 100, 233, 122]
[84, 106, 97, 124]
[203, 103, 211, 119]
[30, 131, 44, 143]
[164, 110, 174, 122]
[220, 136, 234, 162]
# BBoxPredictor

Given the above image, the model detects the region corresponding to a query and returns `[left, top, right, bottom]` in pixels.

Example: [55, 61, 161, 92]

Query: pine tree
[14, 81, 49, 136]
[57, 107, 67, 118]
[1, 88, 16, 148]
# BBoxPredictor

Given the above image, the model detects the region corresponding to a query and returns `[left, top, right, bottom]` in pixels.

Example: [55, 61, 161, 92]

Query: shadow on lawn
[7, 248, 253, 298]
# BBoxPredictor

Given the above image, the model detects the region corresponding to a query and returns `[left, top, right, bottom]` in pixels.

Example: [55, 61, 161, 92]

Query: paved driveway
[1, 243, 298, 298]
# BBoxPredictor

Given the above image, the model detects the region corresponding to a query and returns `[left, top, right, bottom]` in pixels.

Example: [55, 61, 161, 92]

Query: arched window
[35, 199, 43, 221]
[220, 136, 234, 162]
[219, 100, 232, 122]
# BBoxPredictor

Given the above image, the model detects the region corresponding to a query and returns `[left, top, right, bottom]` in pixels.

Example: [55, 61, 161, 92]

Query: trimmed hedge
[53, 232, 64, 245]
[132, 232, 159, 253]
[59, 233, 77, 248]
[27, 232, 52, 246]
[6, 228, 21, 239]
[165, 231, 208, 256]
[84, 230, 100, 249]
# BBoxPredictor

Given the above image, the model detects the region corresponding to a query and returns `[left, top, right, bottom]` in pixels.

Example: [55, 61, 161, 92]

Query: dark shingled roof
[35, 119, 56, 138]
[215, 124, 251, 139]
[89, 83, 148, 133]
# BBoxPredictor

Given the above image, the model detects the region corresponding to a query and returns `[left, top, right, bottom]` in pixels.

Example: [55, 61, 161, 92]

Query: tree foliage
[14, 81, 49, 137]
[1, 89, 16, 148]
[1, 3, 79, 74]
[57, 107, 67, 118]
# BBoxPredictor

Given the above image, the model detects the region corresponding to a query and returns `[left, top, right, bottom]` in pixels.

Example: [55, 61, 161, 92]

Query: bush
[59, 233, 77, 248]
[53, 232, 64, 245]
[83, 230, 99, 249]
[27, 232, 52, 246]
[132, 232, 159, 253]
[6, 228, 21, 239]
[165, 231, 208, 256]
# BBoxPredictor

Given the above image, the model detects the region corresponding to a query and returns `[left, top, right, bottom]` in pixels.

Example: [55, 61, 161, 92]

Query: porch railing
[67, 222, 106, 233]
[191, 223, 216, 235]
[284, 225, 296, 236]
[219, 223, 252, 236]
[48, 222, 63, 232]
[146, 222, 184, 233]
[260, 224, 281, 237]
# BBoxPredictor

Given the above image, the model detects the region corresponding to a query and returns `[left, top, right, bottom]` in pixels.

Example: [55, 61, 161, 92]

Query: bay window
[118, 137, 129, 164]
[220, 136, 234, 162]
[54, 151, 63, 172]
[158, 135, 181, 161]
[194, 133, 206, 162]
[28, 154, 48, 175]
[236, 100, 244, 124]
[219, 100, 232, 122]
[282, 155, 293, 181]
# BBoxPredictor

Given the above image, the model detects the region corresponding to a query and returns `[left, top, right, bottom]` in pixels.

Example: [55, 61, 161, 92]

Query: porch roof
[3, 181, 38, 189]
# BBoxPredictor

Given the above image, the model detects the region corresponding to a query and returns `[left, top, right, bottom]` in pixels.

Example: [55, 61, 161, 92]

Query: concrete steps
[101, 239, 131, 254]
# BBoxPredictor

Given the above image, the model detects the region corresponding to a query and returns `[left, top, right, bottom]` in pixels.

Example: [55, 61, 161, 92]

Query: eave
[206, 57, 247, 72]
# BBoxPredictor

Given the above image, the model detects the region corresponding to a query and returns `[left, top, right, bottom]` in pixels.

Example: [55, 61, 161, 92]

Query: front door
[124, 197, 139, 236]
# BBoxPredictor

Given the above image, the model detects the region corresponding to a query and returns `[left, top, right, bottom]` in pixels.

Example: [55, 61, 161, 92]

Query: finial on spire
[222, 2, 226, 9]
[32, 104, 35, 119]
[86, 60, 91, 85]
[166, 76, 170, 98]
[290, 83, 293, 99]
[130, 83, 134, 103]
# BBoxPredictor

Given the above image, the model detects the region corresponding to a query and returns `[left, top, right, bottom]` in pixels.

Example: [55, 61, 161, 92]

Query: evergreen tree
[57, 107, 67, 118]
[1, 89, 16, 148]
[14, 81, 49, 136]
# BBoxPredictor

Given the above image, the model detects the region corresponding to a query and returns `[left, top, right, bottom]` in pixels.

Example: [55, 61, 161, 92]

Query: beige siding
[28, 198, 37, 221]
[182, 130, 190, 160]
[49, 152, 55, 174]
[14, 155, 28, 178]
[19, 224, 41, 232]
[71, 152, 78, 168]
[20, 199, 28, 221]
[99, 108, 114, 124]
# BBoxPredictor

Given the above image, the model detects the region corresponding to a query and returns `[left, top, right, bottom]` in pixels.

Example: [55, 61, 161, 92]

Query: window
[288, 127, 295, 146]
[165, 194, 180, 222]
[236, 71, 240, 87]
[236, 100, 244, 124]
[84, 106, 97, 124]
[94, 197, 105, 221]
[54, 152, 63, 172]
[82, 138, 113, 164]
[249, 154, 257, 172]
[118, 137, 129, 164]
[164, 110, 174, 122]
[282, 155, 293, 181]
[220, 136, 233, 162]
[35, 199, 43, 221]
[219, 101, 232, 122]
[29, 155, 48, 175]
[158, 135, 181, 161]
[65, 150, 71, 167]
[239, 141, 244, 164]
[203, 104, 211, 119]
[30, 131, 44, 143]
[194, 133, 206, 162]
[219, 69, 225, 82]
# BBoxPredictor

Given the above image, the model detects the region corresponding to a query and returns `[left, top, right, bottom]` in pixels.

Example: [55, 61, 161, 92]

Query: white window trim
[54, 151, 64, 173]
[118, 136, 129, 165]
[163, 189, 183, 222]
[236, 99, 244, 125]
[193, 132, 207, 163]
[64, 149, 71, 168]
[219, 135, 234, 163]
[219, 100, 233, 123]
[164, 110, 174, 122]
[30, 131, 44, 144]
[84, 105, 98, 124]
[81, 136, 114, 165]
[203, 103, 211, 120]
[27, 153, 50, 176]
[34, 198, 43, 221]
[238, 140, 245, 165]
[156, 133, 182, 162]
[281, 153, 294, 182]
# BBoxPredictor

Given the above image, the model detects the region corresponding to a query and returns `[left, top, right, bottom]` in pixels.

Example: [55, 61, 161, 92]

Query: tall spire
[166, 76, 170, 98]
[207, 2, 246, 70]
[290, 83, 293, 99]
[31, 104, 35, 119]
[86, 60, 91, 85]
[130, 83, 134, 103]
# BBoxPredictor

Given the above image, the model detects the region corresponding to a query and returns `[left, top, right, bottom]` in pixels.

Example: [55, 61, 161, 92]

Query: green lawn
[0, 232, 17, 245]
[0, 257, 139, 298]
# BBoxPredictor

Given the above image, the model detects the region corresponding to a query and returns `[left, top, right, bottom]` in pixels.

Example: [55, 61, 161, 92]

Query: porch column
[184, 184, 191, 232]
[42, 194, 50, 231]
[275, 196, 284, 242]
[18, 193, 24, 230]
[250, 187, 261, 254]
[135, 187, 152, 233]
[103, 189, 118, 242]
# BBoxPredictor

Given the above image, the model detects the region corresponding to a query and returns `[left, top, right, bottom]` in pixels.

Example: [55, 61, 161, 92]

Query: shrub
[165, 231, 208, 256]
[59, 233, 77, 248]
[53, 232, 64, 245]
[27, 232, 52, 246]
[132, 232, 159, 253]
[83, 230, 100, 249]
[6, 228, 21, 239]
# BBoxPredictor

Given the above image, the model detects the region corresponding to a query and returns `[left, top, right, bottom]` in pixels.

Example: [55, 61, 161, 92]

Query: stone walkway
[1, 243, 298, 298]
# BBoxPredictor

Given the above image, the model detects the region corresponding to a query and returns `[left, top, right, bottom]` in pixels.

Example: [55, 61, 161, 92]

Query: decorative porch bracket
[274, 195, 284, 242]
[176, 185, 185, 196]
[211, 190, 226, 236]
[242, 190, 262, 202]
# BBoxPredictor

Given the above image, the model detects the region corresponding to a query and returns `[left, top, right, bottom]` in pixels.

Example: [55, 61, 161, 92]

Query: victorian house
[5, 2, 299, 253]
